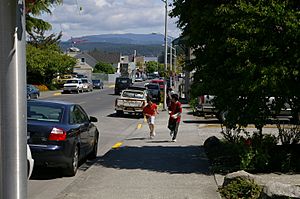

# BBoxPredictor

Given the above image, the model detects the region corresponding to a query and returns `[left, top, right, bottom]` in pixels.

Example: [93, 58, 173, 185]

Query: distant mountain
[67, 33, 166, 45]
[60, 33, 167, 56]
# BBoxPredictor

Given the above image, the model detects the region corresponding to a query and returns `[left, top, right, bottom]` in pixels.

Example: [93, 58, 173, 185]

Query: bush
[219, 177, 262, 199]
[34, 84, 48, 91]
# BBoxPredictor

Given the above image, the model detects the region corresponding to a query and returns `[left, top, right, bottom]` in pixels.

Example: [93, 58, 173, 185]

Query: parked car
[27, 144, 34, 179]
[62, 78, 83, 94]
[196, 95, 295, 123]
[27, 100, 99, 176]
[114, 77, 133, 95]
[27, 84, 40, 99]
[135, 77, 143, 82]
[92, 79, 104, 89]
[151, 79, 165, 90]
[145, 83, 161, 104]
[81, 78, 93, 92]
[115, 88, 147, 116]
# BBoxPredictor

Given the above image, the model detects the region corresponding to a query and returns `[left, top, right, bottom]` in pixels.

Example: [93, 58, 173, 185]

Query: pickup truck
[62, 78, 84, 94]
[115, 89, 147, 116]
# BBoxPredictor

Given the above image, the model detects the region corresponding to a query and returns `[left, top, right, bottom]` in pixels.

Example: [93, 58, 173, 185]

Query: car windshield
[122, 91, 144, 99]
[27, 104, 64, 122]
[66, 80, 79, 84]
[116, 78, 130, 83]
[92, 80, 100, 83]
[81, 79, 88, 83]
[146, 85, 159, 89]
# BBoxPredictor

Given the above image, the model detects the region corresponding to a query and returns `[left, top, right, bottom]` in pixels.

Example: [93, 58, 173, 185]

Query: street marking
[108, 85, 115, 88]
[54, 92, 61, 96]
[112, 142, 122, 149]
[137, 123, 142, 129]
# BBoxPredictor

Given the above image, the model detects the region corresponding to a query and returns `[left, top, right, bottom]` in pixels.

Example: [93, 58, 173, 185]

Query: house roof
[88, 50, 120, 65]
[74, 52, 98, 67]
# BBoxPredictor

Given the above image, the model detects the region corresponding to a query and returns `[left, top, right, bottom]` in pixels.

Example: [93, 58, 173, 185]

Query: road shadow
[106, 113, 143, 119]
[96, 145, 212, 175]
[183, 119, 220, 124]
[126, 137, 147, 141]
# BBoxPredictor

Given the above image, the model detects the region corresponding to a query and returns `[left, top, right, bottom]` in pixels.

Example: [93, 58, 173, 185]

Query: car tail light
[48, 127, 66, 141]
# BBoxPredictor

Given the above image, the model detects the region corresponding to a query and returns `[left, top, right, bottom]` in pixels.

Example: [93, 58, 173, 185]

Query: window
[70, 105, 89, 124]
[27, 104, 63, 122]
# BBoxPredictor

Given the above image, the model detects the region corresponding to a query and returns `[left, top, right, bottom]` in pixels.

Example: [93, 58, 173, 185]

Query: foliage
[189, 98, 198, 112]
[34, 84, 49, 91]
[94, 62, 115, 74]
[145, 61, 163, 73]
[171, 0, 300, 130]
[207, 130, 279, 173]
[219, 178, 262, 199]
[277, 125, 300, 145]
[26, 44, 76, 86]
[25, 0, 62, 38]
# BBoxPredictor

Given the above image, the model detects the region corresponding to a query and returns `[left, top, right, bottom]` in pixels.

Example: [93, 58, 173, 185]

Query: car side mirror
[90, 116, 98, 122]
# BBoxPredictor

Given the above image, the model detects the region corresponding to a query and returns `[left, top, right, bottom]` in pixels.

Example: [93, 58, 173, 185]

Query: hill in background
[59, 33, 167, 57]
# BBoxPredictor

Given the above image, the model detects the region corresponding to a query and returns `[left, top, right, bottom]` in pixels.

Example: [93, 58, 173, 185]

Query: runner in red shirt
[168, 93, 182, 142]
[143, 97, 159, 139]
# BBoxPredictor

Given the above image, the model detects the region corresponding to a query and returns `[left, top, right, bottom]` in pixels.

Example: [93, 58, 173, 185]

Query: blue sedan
[27, 100, 99, 176]
[27, 84, 40, 99]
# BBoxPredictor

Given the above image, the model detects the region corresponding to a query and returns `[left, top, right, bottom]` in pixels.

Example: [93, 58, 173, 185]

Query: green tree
[145, 61, 159, 73]
[25, 0, 62, 39]
[94, 62, 115, 74]
[171, 0, 300, 130]
[27, 44, 76, 85]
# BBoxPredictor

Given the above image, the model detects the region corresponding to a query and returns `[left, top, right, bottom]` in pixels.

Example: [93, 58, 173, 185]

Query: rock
[261, 181, 300, 199]
[223, 170, 259, 187]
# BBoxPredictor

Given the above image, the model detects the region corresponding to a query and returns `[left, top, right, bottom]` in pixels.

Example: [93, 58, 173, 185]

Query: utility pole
[0, 0, 27, 198]
[162, 0, 168, 110]
[169, 41, 172, 89]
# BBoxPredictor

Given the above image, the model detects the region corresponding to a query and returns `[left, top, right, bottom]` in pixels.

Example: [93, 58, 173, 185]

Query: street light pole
[163, 0, 168, 111]
[169, 41, 172, 89]
[0, 0, 27, 198]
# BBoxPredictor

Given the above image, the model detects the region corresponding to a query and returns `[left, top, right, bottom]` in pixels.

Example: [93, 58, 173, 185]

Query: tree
[25, 0, 62, 39]
[94, 62, 115, 74]
[171, 0, 300, 130]
[27, 44, 76, 85]
[145, 61, 159, 73]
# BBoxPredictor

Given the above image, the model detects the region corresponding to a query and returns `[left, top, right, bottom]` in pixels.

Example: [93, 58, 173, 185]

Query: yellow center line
[54, 92, 61, 96]
[137, 123, 142, 129]
[112, 142, 122, 149]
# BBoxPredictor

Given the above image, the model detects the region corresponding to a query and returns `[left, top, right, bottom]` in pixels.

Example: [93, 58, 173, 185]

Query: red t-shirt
[143, 103, 157, 116]
[169, 101, 182, 122]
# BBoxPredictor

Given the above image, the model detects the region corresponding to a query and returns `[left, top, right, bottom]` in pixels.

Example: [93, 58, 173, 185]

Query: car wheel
[65, 145, 79, 176]
[116, 110, 123, 116]
[88, 133, 99, 160]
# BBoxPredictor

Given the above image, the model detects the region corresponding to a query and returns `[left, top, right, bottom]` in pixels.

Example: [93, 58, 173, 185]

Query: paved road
[28, 86, 143, 199]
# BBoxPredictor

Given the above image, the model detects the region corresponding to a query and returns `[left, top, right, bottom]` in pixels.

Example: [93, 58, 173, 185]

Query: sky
[40, 0, 181, 41]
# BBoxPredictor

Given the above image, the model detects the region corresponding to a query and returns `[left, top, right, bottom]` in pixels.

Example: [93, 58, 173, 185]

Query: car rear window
[122, 91, 144, 99]
[66, 80, 79, 84]
[146, 85, 159, 89]
[27, 104, 64, 122]
[116, 78, 130, 83]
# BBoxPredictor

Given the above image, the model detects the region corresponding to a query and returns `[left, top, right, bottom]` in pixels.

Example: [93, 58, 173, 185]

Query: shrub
[219, 177, 262, 199]
[34, 84, 48, 91]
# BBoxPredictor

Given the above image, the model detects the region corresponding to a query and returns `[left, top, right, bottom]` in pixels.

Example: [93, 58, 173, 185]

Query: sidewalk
[54, 103, 222, 199]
